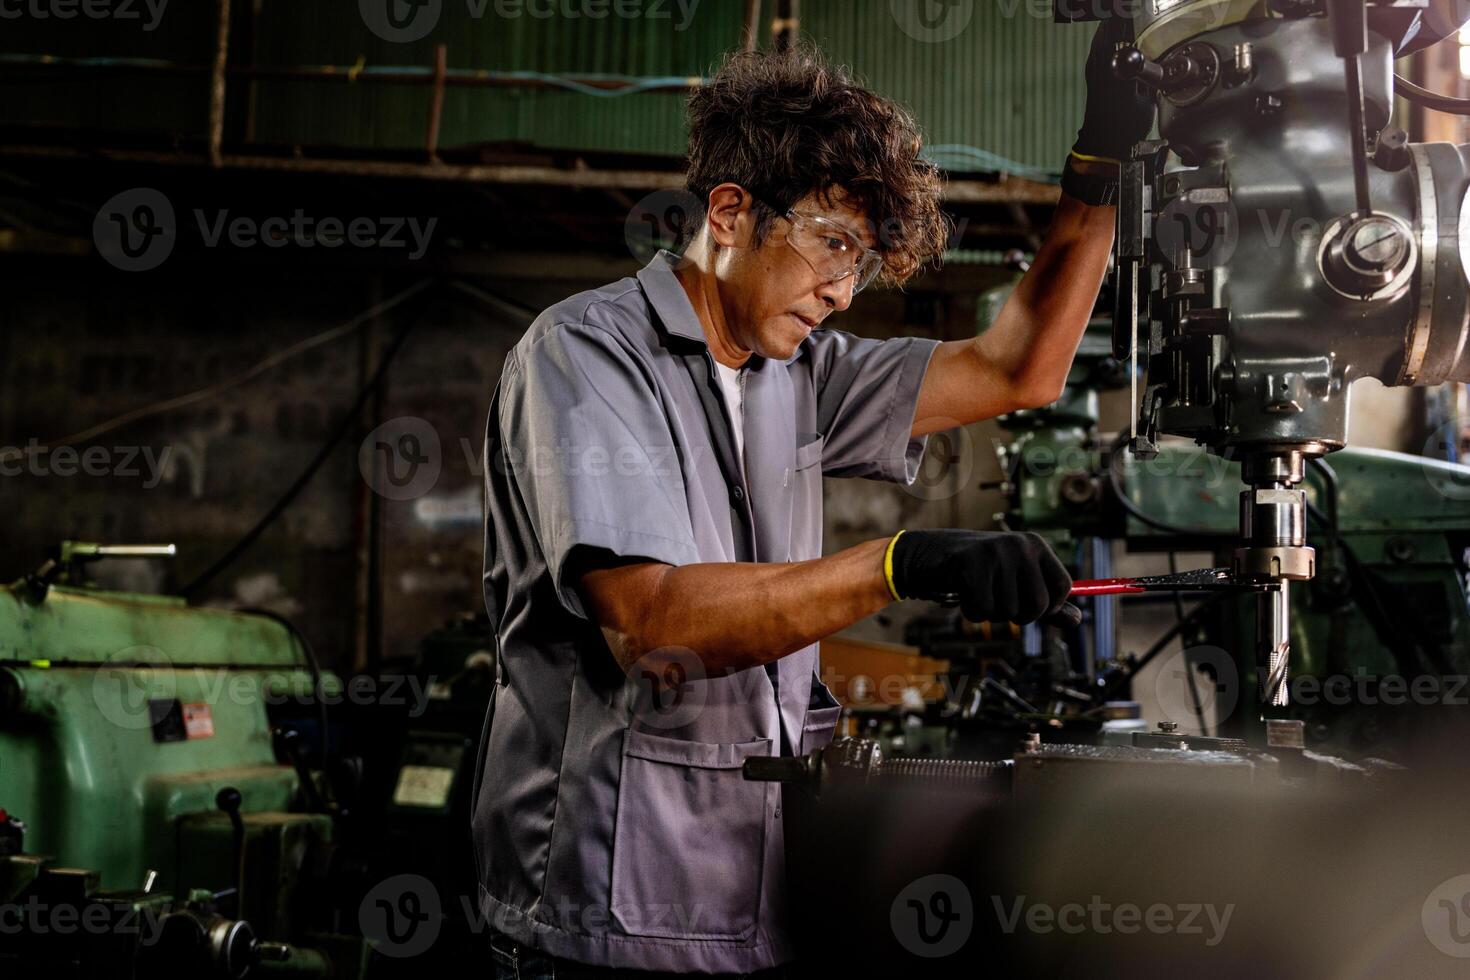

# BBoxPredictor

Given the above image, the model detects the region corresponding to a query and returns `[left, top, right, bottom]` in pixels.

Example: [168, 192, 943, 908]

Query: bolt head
[1345, 217, 1408, 271]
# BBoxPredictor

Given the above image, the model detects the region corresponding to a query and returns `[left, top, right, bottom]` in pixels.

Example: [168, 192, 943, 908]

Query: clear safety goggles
[760, 199, 885, 295]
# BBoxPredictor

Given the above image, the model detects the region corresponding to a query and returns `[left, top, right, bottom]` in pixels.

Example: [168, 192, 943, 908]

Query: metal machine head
[1071, 0, 1470, 708]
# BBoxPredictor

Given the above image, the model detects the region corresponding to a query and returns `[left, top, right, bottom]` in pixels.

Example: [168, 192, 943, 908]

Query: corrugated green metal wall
[804, 2, 1089, 174]
[245, 0, 744, 156]
[1, 1, 1087, 171]
[0, 2, 217, 136]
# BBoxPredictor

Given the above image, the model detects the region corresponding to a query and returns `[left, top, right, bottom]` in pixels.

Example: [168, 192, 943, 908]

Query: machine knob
[1319, 212, 1415, 300]
[1113, 46, 1164, 87]
[1114, 43, 1218, 100]
[215, 787, 243, 815]
[1373, 127, 1411, 172]
[142, 909, 258, 980]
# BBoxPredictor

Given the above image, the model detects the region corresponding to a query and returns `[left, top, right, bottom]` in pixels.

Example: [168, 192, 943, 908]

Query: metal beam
[742, 0, 762, 51]
[945, 177, 1060, 205]
[0, 144, 1062, 203]
[208, 0, 232, 168]
[449, 252, 1023, 288]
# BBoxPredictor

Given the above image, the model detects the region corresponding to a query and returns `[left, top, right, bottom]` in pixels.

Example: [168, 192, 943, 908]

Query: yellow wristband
[883, 530, 905, 601]
[1068, 150, 1121, 166]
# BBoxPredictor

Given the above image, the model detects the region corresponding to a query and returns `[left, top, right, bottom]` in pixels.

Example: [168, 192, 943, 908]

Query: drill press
[1086, 0, 1470, 710]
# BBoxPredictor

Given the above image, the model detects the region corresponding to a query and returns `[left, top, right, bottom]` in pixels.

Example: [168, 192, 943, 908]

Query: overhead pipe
[0, 54, 705, 94]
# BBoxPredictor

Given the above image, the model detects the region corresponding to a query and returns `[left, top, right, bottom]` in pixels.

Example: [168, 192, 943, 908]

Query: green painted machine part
[1118, 445, 1470, 720]
[995, 323, 1122, 546]
[996, 326, 1470, 752]
[0, 551, 363, 976]
[0, 581, 334, 893]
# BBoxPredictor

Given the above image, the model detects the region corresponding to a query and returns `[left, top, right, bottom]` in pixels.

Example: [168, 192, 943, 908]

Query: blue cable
[2, 54, 1070, 171]
[923, 143, 1061, 182]
[0, 54, 699, 98]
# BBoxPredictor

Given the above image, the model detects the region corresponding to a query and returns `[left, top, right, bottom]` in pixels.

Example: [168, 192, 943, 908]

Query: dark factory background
[0, 1, 1095, 672]
[3, 3, 1464, 671]
[8, 2, 1470, 978]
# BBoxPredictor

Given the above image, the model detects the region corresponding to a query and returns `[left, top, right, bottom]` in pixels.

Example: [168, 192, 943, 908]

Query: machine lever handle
[1113, 45, 1165, 87]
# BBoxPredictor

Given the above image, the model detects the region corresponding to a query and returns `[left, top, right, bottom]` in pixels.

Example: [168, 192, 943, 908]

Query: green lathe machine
[0, 543, 367, 978]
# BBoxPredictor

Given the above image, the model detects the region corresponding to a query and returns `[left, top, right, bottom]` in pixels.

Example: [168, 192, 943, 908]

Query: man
[475, 20, 1152, 979]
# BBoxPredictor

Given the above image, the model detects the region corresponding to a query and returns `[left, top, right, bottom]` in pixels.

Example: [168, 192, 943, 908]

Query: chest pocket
[794, 432, 824, 472]
[790, 433, 824, 561]
[800, 672, 843, 754]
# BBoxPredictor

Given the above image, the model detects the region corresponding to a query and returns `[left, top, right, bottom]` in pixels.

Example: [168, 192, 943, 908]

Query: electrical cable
[8, 278, 535, 468]
[1379, 3, 1470, 115]
[0, 279, 434, 462]
[449, 279, 543, 320]
[173, 281, 534, 801]
[1304, 469, 1454, 677]
[1116, 593, 1230, 688]
[180, 317, 420, 597]
[172, 278, 537, 596]
[1309, 456, 1340, 533]
[922, 144, 1061, 183]
[237, 604, 329, 786]
[1166, 551, 1209, 729]
[482, 69, 703, 98]
[0, 54, 705, 98]
[1392, 72, 1470, 115]
[1105, 433, 1233, 537]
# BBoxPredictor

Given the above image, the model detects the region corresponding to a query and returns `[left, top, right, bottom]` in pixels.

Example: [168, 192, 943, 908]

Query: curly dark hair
[682, 43, 950, 286]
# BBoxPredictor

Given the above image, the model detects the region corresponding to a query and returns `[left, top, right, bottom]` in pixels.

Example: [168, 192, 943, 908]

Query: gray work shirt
[475, 250, 939, 973]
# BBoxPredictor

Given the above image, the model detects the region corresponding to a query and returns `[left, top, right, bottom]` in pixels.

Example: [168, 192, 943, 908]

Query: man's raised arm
[912, 14, 1155, 436]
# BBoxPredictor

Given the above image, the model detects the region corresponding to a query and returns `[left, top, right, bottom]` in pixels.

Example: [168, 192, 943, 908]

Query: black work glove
[1063, 15, 1157, 205]
[886, 530, 1077, 626]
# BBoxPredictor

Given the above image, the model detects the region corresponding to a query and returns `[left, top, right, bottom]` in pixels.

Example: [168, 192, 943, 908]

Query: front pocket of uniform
[794, 432, 824, 471]
[801, 672, 843, 754]
[609, 728, 773, 941]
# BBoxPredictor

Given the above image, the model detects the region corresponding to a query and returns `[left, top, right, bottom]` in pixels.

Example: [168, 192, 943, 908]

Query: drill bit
[1257, 583, 1290, 708]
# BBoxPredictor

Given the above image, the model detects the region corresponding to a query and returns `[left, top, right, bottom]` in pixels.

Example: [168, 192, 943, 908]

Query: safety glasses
[755, 194, 886, 295]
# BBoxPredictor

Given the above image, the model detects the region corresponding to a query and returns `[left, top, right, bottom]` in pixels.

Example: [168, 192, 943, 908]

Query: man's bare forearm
[911, 195, 1116, 433]
[975, 194, 1115, 402]
[579, 538, 894, 675]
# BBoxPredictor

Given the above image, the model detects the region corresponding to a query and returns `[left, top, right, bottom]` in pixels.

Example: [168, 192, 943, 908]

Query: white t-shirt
[714, 360, 747, 476]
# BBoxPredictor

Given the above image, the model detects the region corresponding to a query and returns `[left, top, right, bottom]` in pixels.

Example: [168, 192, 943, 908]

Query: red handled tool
[930, 567, 1259, 621]
[1068, 566, 1260, 597]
